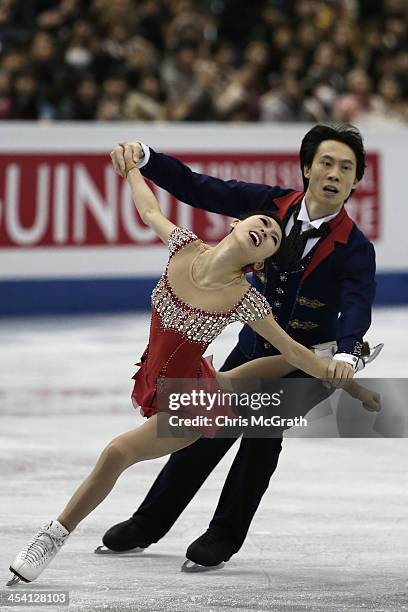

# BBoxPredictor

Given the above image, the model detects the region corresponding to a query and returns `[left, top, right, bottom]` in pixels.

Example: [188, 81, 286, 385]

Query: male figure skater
[99, 123, 376, 569]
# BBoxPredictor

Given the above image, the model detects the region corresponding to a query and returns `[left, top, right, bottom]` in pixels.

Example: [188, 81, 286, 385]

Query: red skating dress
[131, 227, 272, 435]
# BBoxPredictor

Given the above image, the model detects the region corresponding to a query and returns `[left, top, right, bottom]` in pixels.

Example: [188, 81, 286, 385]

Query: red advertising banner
[0, 153, 379, 248]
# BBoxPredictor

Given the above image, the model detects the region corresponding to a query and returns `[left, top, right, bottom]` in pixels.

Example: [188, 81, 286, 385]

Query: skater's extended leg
[58, 415, 198, 532]
[8, 416, 197, 584]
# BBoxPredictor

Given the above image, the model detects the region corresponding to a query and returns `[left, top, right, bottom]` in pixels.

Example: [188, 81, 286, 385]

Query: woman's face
[231, 215, 282, 264]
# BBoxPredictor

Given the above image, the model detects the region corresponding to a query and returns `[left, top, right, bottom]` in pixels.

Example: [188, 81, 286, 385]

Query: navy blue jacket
[141, 149, 376, 360]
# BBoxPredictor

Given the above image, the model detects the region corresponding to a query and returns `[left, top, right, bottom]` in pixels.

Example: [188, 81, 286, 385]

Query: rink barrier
[1, 123, 407, 313]
[0, 272, 405, 316]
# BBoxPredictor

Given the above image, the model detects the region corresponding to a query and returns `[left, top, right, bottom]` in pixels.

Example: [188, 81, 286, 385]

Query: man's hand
[110, 142, 144, 177]
[359, 388, 381, 412]
[326, 359, 354, 387]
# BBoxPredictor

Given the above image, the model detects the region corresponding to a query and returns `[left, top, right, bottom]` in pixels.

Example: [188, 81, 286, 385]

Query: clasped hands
[110, 142, 143, 178]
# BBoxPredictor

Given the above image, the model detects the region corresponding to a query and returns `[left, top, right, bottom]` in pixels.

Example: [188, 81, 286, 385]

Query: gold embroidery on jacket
[289, 319, 319, 331]
[353, 341, 363, 356]
[297, 297, 325, 309]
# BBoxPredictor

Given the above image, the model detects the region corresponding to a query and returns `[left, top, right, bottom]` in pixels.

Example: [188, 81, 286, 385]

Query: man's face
[303, 140, 360, 210]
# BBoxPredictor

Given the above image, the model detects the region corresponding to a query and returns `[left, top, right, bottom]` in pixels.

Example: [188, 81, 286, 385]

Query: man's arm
[334, 241, 376, 367]
[128, 142, 292, 218]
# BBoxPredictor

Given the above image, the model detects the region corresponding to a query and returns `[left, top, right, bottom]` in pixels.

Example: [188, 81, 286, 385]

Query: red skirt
[131, 356, 234, 438]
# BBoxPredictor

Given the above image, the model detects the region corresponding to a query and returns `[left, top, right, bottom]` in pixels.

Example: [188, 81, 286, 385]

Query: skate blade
[365, 343, 384, 364]
[181, 559, 225, 573]
[94, 545, 145, 555]
[6, 574, 21, 586]
[7, 568, 30, 586]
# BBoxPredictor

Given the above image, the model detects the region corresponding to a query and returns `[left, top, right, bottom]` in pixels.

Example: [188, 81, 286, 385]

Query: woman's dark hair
[239, 210, 285, 235]
[299, 123, 366, 191]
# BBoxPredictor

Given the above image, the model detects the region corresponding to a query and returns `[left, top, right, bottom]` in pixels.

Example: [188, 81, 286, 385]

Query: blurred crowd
[0, 0, 407, 124]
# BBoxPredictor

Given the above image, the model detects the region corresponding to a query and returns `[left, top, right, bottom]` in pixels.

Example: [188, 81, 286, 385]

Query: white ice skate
[7, 520, 69, 585]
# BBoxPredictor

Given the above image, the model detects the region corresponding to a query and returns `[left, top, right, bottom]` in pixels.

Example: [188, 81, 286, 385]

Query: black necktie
[274, 208, 328, 270]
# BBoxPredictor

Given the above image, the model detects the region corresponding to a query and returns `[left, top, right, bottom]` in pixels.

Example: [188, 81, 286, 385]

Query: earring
[256, 270, 266, 284]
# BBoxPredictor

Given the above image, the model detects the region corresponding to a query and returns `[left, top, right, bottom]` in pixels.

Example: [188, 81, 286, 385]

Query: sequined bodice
[131, 227, 273, 414]
[151, 227, 272, 345]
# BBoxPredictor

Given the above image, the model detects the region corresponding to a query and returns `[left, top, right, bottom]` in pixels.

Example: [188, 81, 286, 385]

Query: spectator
[90, 0, 138, 32]
[29, 31, 58, 90]
[260, 72, 308, 122]
[296, 22, 320, 70]
[0, 69, 13, 119]
[369, 74, 407, 124]
[269, 23, 294, 73]
[60, 75, 99, 119]
[0, 0, 25, 53]
[136, 0, 166, 52]
[306, 41, 344, 92]
[64, 19, 98, 74]
[334, 68, 382, 124]
[1, 48, 28, 77]
[0, 0, 405, 124]
[160, 41, 199, 107]
[95, 97, 122, 120]
[123, 71, 166, 121]
[93, 23, 131, 82]
[11, 70, 39, 119]
[124, 36, 160, 87]
[303, 81, 337, 122]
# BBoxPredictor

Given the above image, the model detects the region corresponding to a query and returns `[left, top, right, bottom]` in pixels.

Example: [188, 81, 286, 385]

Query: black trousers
[134, 344, 330, 553]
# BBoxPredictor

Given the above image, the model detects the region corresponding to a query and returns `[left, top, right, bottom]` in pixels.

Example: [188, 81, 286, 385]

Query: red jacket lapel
[273, 190, 303, 220]
[302, 207, 353, 280]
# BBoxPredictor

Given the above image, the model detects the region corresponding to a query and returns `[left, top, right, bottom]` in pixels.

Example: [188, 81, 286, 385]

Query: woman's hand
[325, 359, 354, 386]
[110, 142, 140, 177]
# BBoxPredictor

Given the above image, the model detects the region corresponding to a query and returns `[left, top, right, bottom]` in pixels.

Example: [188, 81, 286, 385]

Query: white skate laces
[8, 520, 69, 584]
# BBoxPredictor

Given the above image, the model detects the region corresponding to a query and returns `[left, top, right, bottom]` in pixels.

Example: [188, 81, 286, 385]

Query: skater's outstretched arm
[110, 144, 176, 244]
[218, 351, 380, 410]
[248, 315, 353, 384]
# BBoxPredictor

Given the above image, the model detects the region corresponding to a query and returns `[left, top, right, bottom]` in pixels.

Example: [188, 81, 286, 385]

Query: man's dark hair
[299, 123, 366, 191]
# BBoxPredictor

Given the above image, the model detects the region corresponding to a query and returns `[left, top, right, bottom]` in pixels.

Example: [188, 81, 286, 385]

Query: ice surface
[0, 308, 407, 611]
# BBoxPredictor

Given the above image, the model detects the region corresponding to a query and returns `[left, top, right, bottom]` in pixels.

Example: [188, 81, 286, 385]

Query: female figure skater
[7, 144, 355, 586]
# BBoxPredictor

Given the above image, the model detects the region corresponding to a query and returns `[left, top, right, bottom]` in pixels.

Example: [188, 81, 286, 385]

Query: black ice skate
[181, 530, 234, 573]
[95, 516, 155, 555]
